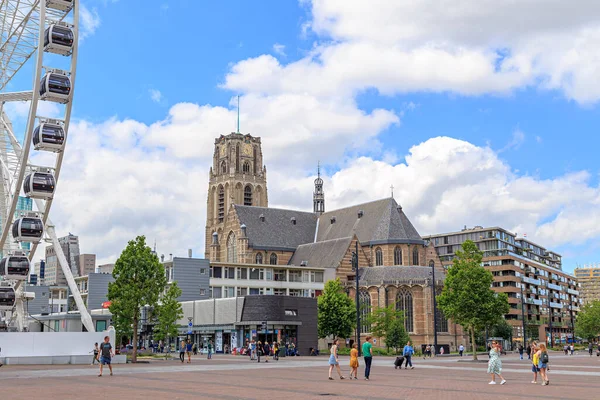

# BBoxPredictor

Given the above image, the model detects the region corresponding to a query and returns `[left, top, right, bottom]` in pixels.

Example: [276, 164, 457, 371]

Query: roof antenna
[390, 184, 394, 199]
[237, 95, 240, 133]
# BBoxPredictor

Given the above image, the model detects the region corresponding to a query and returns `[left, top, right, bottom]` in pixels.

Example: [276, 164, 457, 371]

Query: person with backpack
[518, 344, 524, 360]
[263, 342, 271, 363]
[402, 341, 414, 369]
[536, 343, 550, 385]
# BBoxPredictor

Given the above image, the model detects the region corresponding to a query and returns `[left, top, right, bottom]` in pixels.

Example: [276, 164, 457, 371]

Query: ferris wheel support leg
[46, 224, 95, 332]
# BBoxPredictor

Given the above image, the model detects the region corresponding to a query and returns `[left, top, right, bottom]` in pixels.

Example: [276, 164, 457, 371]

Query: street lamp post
[431, 261, 438, 355]
[548, 304, 553, 348]
[520, 283, 527, 347]
[351, 241, 361, 356]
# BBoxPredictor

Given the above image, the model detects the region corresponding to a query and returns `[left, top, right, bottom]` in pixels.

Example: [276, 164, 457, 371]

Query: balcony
[547, 283, 562, 291]
[549, 301, 563, 309]
[523, 276, 541, 285]
[567, 288, 579, 296]
[525, 298, 543, 306]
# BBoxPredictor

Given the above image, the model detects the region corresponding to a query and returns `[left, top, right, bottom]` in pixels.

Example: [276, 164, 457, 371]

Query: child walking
[349, 343, 359, 379]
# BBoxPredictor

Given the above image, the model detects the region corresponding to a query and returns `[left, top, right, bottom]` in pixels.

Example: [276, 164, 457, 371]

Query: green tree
[108, 236, 167, 362]
[153, 282, 184, 355]
[437, 240, 510, 360]
[575, 300, 600, 340]
[317, 279, 356, 339]
[490, 319, 513, 341]
[385, 319, 411, 354]
[367, 305, 405, 352]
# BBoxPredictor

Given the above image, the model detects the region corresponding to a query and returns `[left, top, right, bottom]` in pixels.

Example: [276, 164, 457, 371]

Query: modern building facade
[78, 254, 96, 276]
[425, 226, 581, 345]
[97, 263, 115, 274]
[203, 132, 467, 351]
[176, 296, 317, 355]
[44, 234, 81, 285]
[71, 273, 114, 310]
[574, 265, 600, 305]
[163, 257, 210, 302]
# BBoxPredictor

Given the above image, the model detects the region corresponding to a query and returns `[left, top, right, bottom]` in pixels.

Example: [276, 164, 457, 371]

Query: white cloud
[536, 136, 543, 144]
[4, 101, 61, 120]
[79, 4, 101, 40]
[149, 89, 162, 103]
[221, 0, 600, 103]
[273, 43, 286, 57]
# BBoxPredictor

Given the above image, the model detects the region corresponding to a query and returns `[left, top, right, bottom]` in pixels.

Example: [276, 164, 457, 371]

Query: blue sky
[5, 1, 600, 271]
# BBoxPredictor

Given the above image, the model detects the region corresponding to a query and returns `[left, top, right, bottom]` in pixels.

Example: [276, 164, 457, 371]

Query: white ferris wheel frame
[0, 0, 94, 332]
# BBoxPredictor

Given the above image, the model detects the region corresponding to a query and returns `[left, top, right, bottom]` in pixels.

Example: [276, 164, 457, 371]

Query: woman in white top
[328, 339, 346, 380]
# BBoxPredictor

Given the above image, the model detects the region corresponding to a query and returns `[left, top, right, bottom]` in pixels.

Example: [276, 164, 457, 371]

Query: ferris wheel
[0, 0, 93, 332]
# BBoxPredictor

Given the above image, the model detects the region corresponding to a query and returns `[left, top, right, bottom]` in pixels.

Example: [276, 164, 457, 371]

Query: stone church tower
[205, 133, 268, 256]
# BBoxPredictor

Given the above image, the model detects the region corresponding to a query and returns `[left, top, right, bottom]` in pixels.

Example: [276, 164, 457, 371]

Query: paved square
[1, 352, 599, 399]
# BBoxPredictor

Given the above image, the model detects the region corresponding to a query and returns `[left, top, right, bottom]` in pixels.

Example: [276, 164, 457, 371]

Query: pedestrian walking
[327, 339, 345, 380]
[349, 343, 359, 379]
[98, 336, 114, 377]
[459, 344, 464, 357]
[250, 340, 256, 360]
[530, 342, 539, 384]
[589, 342, 594, 357]
[193, 343, 198, 355]
[526, 342, 532, 359]
[257, 341, 262, 363]
[403, 341, 414, 369]
[424, 344, 431, 359]
[487, 341, 506, 385]
[186, 339, 193, 363]
[263, 342, 270, 363]
[537, 343, 550, 386]
[569, 344, 574, 356]
[179, 340, 186, 363]
[362, 336, 373, 381]
[91, 342, 99, 365]
[273, 342, 279, 361]
[518, 344, 524, 360]
[207, 340, 213, 359]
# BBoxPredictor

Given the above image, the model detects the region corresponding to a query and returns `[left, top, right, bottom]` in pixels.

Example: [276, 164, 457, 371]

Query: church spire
[313, 161, 325, 214]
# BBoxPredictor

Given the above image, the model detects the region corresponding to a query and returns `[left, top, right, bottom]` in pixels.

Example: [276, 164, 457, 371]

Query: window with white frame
[249, 268, 260, 280]
[289, 270, 302, 282]
[289, 289, 302, 297]
[224, 267, 235, 279]
[237, 267, 248, 280]
[311, 271, 324, 283]
[274, 269, 286, 281]
[274, 288, 286, 296]
[237, 287, 248, 296]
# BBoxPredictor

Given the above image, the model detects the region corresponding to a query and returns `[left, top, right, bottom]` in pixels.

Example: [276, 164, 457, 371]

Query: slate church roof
[358, 266, 445, 285]
[234, 205, 318, 251]
[289, 236, 353, 269]
[316, 198, 424, 246]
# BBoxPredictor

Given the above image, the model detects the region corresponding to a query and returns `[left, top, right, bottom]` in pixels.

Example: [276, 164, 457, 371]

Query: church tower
[313, 163, 325, 214]
[205, 133, 268, 256]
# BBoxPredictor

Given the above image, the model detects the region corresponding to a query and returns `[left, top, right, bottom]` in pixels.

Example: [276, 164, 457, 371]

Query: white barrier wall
[0, 329, 115, 357]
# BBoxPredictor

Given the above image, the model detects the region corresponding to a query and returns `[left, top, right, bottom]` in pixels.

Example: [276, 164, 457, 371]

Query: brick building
[205, 132, 467, 351]
[425, 227, 581, 345]
[574, 265, 600, 305]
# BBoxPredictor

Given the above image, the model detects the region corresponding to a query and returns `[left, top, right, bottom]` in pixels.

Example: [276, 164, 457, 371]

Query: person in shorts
[98, 336, 114, 377]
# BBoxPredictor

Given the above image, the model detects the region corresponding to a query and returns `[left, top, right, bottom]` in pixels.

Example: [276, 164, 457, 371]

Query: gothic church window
[255, 253, 263, 264]
[396, 288, 414, 333]
[227, 232, 237, 263]
[243, 162, 250, 174]
[221, 161, 227, 174]
[218, 185, 225, 223]
[412, 247, 419, 265]
[244, 185, 252, 206]
[359, 291, 371, 333]
[375, 247, 383, 266]
[394, 246, 402, 265]
[270, 253, 278, 265]
[436, 288, 449, 333]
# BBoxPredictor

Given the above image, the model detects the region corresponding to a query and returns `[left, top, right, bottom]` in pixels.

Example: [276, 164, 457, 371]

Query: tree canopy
[490, 319, 513, 341]
[385, 319, 411, 354]
[575, 300, 600, 341]
[153, 282, 184, 347]
[437, 240, 510, 360]
[367, 305, 407, 352]
[317, 278, 356, 339]
[108, 236, 167, 362]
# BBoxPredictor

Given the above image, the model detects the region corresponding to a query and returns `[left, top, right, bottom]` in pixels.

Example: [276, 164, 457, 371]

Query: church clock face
[243, 143, 253, 156]
[220, 146, 227, 157]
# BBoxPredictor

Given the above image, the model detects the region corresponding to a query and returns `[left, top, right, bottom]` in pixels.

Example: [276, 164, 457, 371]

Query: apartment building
[574, 265, 600, 304]
[425, 226, 581, 345]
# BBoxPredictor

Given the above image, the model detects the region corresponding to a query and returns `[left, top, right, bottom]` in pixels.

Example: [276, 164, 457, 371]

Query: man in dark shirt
[99, 336, 114, 377]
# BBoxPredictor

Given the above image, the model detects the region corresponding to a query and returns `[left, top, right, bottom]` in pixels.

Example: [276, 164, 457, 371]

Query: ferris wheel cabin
[44, 25, 74, 56]
[0, 287, 16, 311]
[46, 0, 74, 12]
[0, 256, 30, 281]
[12, 217, 44, 243]
[24, 172, 56, 199]
[39, 72, 71, 104]
[33, 122, 66, 152]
